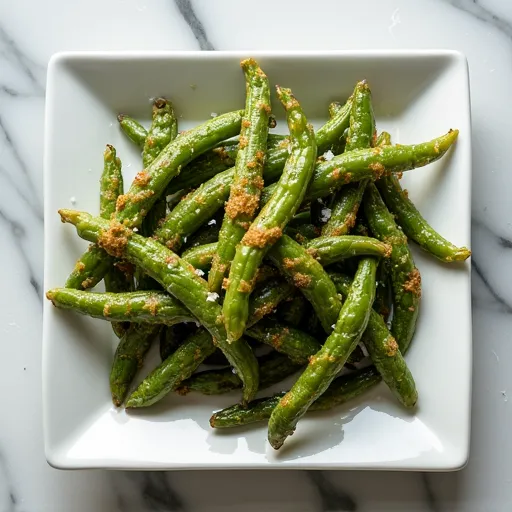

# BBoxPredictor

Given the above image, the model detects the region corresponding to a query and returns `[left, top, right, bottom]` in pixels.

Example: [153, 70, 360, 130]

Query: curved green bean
[268, 257, 377, 449]
[209, 59, 271, 293]
[329, 272, 417, 408]
[223, 86, 317, 341]
[45, 288, 194, 325]
[376, 175, 471, 262]
[363, 183, 420, 353]
[126, 328, 216, 408]
[246, 317, 321, 364]
[306, 129, 459, 200]
[143, 98, 177, 167]
[305, 235, 391, 265]
[117, 114, 147, 149]
[210, 366, 381, 428]
[110, 323, 161, 406]
[58, 210, 259, 404]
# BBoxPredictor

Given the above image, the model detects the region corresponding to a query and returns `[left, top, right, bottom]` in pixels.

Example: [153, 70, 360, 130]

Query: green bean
[99, 144, 123, 219]
[178, 352, 300, 396]
[306, 129, 459, 200]
[268, 235, 342, 333]
[181, 243, 217, 272]
[99, 145, 134, 337]
[164, 136, 284, 196]
[246, 317, 321, 364]
[323, 80, 375, 238]
[58, 210, 259, 404]
[64, 243, 115, 290]
[223, 86, 317, 341]
[110, 323, 161, 406]
[329, 272, 417, 408]
[46, 288, 194, 325]
[116, 109, 244, 229]
[155, 168, 231, 252]
[126, 328, 216, 408]
[160, 323, 192, 361]
[268, 257, 377, 449]
[117, 114, 147, 149]
[210, 366, 381, 428]
[246, 278, 295, 328]
[363, 183, 420, 352]
[305, 235, 391, 266]
[209, 59, 271, 293]
[376, 175, 471, 262]
[142, 98, 178, 167]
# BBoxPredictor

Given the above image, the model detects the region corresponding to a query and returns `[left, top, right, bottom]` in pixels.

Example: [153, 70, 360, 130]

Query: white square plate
[43, 51, 471, 470]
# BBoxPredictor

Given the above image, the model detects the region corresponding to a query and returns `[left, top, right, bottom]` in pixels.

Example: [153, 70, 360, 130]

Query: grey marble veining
[1, 0, 512, 510]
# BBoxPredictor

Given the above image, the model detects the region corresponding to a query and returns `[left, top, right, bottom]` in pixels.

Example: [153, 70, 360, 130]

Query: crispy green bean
[110, 323, 161, 406]
[376, 175, 471, 262]
[268, 257, 377, 449]
[363, 183, 420, 352]
[267, 235, 342, 333]
[245, 317, 321, 364]
[305, 235, 391, 265]
[178, 352, 300, 396]
[117, 114, 147, 149]
[58, 210, 259, 404]
[45, 289, 194, 325]
[210, 366, 381, 428]
[142, 98, 178, 168]
[319, 81, 375, 237]
[306, 129, 459, 200]
[126, 328, 216, 408]
[329, 272, 417, 407]
[224, 86, 317, 341]
[209, 59, 271, 293]
[64, 244, 115, 290]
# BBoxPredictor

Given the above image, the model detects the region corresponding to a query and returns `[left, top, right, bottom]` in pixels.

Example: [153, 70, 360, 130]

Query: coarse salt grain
[206, 292, 219, 302]
[211, 112, 218, 118]
[133, 227, 139, 232]
[195, 268, 205, 277]
[320, 207, 331, 223]
[208, 219, 217, 226]
[331, 324, 336, 329]
[195, 208, 200, 214]
[324, 150, 334, 161]
[70, 196, 76, 205]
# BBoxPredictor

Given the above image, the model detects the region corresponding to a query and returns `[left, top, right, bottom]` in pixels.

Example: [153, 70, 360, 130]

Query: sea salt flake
[206, 292, 219, 302]
[324, 150, 334, 161]
[195, 268, 205, 277]
[208, 219, 217, 226]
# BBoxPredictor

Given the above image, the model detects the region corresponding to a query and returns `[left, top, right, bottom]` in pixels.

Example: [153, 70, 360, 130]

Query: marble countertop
[2, 0, 512, 510]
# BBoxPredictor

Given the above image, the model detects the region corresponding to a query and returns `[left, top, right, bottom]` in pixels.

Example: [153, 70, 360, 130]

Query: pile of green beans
[46, 59, 470, 451]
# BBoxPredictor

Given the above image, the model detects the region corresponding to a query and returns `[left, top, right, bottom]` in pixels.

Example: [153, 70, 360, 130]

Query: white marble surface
[1, 0, 512, 510]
